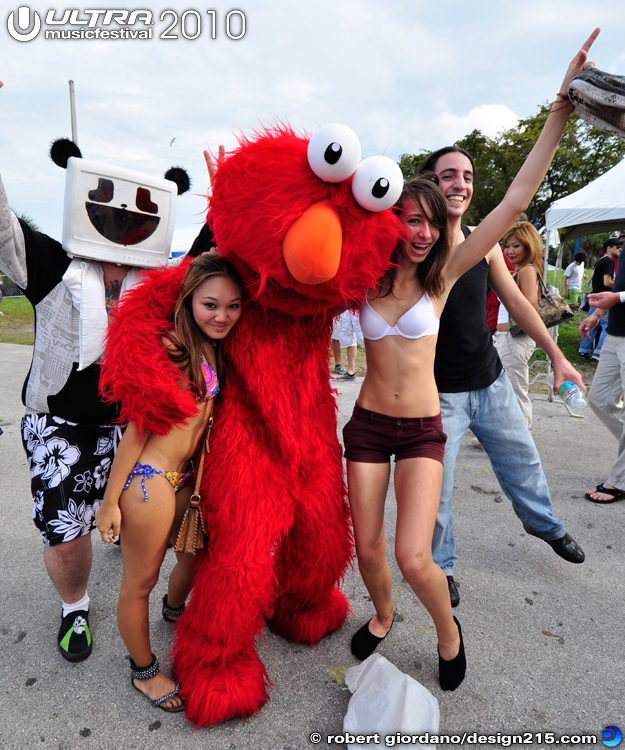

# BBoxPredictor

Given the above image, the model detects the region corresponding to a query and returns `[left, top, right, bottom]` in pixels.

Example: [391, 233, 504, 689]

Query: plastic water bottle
[559, 381, 587, 409]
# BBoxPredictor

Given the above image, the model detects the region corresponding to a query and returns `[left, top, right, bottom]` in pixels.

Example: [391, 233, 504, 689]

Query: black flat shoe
[438, 616, 466, 691]
[351, 616, 394, 661]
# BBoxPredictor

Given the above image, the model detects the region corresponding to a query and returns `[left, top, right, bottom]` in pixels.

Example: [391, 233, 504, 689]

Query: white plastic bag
[343, 654, 439, 749]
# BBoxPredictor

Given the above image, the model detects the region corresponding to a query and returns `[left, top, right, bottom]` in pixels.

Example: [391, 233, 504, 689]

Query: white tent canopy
[544, 157, 625, 241]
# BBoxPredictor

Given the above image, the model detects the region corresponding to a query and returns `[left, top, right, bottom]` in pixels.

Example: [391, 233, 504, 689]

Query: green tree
[12, 210, 40, 232]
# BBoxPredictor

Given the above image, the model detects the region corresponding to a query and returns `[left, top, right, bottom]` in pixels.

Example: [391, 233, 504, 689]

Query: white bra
[360, 293, 440, 341]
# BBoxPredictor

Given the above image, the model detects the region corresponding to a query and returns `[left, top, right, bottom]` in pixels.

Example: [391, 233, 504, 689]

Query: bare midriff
[137, 387, 214, 475]
[357, 334, 440, 418]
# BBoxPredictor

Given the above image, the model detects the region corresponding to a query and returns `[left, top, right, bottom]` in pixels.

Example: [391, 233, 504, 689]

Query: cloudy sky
[0, 0, 622, 240]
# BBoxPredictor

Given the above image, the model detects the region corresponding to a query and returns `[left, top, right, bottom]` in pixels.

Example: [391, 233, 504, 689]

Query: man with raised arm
[418, 132, 589, 605]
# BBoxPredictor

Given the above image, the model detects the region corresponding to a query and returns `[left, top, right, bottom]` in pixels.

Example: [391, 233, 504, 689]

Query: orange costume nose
[282, 199, 342, 285]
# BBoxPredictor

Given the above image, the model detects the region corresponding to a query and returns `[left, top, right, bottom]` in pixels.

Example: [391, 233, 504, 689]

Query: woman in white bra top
[342, 31, 596, 694]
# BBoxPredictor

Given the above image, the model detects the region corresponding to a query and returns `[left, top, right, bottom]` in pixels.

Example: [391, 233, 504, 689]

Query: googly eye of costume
[307, 124, 403, 212]
[351, 155, 403, 212]
[307, 123, 362, 183]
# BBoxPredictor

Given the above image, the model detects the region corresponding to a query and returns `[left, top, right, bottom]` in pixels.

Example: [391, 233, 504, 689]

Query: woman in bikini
[96, 254, 243, 712]
[344, 30, 598, 691]
[495, 222, 545, 428]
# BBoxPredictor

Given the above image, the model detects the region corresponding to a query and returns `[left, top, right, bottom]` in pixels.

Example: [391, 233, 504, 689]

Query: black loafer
[447, 576, 460, 608]
[547, 533, 585, 564]
[351, 616, 394, 661]
[438, 616, 466, 691]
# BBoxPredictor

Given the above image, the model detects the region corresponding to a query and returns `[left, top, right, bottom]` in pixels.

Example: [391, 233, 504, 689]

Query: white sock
[62, 592, 90, 618]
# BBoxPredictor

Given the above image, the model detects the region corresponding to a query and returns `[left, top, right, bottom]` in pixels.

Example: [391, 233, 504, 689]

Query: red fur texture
[100, 259, 196, 437]
[103, 124, 403, 727]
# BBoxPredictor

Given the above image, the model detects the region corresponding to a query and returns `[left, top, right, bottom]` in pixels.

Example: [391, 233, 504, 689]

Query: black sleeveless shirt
[434, 225, 502, 393]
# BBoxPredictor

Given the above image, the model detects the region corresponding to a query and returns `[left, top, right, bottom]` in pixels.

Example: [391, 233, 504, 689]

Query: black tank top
[434, 225, 502, 392]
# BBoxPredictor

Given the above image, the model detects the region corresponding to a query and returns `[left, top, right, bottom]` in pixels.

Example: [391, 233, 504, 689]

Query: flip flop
[585, 484, 625, 504]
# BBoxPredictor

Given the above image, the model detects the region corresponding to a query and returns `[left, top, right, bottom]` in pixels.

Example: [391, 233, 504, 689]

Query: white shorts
[331, 310, 364, 348]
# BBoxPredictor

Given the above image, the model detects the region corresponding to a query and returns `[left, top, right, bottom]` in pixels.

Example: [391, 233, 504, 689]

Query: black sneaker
[57, 610, 92, 662]
[337, 372, 356, 380]
[333, 364, 346, 374]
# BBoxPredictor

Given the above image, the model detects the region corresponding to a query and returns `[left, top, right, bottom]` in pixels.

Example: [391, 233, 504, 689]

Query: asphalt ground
[0, 341, 623, 750]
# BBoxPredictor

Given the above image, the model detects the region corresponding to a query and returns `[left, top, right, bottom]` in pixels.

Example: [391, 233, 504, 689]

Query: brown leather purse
[509, 265, 574, 336]
[174, 407, 213, 555]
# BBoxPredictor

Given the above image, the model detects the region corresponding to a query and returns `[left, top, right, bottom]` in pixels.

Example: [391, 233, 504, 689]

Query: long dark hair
[383, 176, 450, 299]
[417, 145, 475, 176]
[169, 254, 243, 398]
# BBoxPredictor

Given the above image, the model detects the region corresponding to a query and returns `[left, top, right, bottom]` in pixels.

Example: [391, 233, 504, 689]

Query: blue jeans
[432, 370, 564, 575]
[578, 307, 608, 356]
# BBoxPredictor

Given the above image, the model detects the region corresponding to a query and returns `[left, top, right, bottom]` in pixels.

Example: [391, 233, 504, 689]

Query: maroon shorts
[343, 403, 447, 465]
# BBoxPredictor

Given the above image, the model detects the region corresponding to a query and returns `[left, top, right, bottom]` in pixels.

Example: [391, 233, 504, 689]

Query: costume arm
[563, 275, 569, 297]
[95, 421, 150, 543]
[444, 29, 599, 284]
[489, 249, 585, 394]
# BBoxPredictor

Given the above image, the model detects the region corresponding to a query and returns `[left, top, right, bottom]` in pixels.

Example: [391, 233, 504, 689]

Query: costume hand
[559, 28, 600, 96]
[551, 356, 586, 395]
[204, 145, 225, 189]
[578, 313, 600, 339]
[95, 502, 121, 544]
[588, 291, 620, 309]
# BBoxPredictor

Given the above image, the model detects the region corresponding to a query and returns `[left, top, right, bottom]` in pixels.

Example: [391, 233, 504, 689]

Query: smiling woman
[96, 253, 244, 714]
[343, 30, 600, 693]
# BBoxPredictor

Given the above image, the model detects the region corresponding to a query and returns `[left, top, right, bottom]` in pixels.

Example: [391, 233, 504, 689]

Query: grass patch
[0, 296, 34, 345]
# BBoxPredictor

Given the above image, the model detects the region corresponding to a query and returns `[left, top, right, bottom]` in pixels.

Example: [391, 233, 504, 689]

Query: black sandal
[130, 653, 185, 713]
[162, 594, 186, 622]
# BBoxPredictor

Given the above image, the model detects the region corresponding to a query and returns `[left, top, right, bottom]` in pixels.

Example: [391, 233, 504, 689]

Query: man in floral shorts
[0, 177, 138, 662]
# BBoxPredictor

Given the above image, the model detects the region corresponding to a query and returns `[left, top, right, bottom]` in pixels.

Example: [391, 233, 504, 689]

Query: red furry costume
[101, 125, 402, 726]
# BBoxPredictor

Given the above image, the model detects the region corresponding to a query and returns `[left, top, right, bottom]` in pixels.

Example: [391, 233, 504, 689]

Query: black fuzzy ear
[50, 138, 82, 169]
[164, 166, 191, 195]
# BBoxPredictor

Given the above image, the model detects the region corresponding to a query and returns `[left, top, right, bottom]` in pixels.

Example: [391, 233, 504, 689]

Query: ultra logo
[7, 6, 153, 41]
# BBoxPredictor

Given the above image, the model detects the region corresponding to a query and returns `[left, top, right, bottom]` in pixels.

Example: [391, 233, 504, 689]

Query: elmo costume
[102, 124, 403, 726]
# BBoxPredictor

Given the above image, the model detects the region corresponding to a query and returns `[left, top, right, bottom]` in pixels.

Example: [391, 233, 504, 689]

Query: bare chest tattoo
[105, 279, 122, 318]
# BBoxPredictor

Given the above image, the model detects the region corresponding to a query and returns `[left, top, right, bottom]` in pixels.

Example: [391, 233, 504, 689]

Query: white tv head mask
[51, 138, 190, 268]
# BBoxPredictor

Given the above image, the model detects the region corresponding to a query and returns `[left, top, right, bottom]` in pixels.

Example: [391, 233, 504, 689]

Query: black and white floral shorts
[21, 413, 120, 547]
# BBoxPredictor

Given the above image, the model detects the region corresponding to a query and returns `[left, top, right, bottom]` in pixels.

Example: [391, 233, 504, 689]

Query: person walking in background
[331, 309, 364, 381]
[581, 263, 625, 504]
[563, 251, 586, 306]
[578, 238, 621, 361]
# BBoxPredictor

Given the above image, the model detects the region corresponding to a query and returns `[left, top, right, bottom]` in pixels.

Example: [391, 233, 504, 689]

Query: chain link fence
[0, 275, 24, 298]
